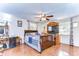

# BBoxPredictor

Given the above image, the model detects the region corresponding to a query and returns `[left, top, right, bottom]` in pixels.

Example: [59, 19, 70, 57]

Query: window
[0, 26, 4, 36]
[59, 22, 70, 35]
[73, 22, 78, 27]
[30, 23, 37, 30]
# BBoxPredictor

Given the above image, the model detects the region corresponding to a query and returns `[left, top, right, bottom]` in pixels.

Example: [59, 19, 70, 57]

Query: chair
[0, 39, 7, 56]
[0, 42, 4, 56]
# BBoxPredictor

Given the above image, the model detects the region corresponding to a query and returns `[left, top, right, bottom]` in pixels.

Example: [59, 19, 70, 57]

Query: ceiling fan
[34, 12, 54, 21]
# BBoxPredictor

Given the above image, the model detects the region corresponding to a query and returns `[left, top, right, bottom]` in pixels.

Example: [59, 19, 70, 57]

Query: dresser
[40, 34, 55, 50]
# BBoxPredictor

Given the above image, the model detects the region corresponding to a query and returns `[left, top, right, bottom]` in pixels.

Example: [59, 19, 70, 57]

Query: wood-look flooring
[1, 44, 79, 56]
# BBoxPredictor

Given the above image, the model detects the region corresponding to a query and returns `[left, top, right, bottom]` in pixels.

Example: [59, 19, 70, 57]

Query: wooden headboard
[24, 30, 38, 33]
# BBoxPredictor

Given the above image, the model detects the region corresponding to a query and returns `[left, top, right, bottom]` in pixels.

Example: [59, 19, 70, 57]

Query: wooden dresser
[40, 34, 55, 51]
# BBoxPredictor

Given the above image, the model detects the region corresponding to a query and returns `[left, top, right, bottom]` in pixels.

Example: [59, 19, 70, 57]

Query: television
[0, 26, 4, 36]
[47, 26, 59, 34]
[48, 26, 52, 31]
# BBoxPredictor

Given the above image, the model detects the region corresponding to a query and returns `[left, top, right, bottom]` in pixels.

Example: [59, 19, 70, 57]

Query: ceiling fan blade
[46, 18, 50, 21]
[34, 15, 42, 18]
[34, 17, 42, 18]
[46, 15, 54, 18]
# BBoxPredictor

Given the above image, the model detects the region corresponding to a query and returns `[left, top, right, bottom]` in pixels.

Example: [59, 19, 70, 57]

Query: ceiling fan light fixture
[41, 18, 46, 21]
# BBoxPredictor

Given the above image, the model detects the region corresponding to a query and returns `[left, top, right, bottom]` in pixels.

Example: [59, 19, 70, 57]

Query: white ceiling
[0, 3, 79, 21]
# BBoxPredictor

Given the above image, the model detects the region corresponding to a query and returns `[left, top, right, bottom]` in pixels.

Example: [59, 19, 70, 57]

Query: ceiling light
[41, 18, 46, 21]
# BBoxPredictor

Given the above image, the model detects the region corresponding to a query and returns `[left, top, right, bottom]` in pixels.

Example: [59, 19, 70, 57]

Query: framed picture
[17, 21, 22, 27]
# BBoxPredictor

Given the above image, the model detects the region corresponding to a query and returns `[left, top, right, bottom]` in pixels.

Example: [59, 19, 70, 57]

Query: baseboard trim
[61, 43, 79, 48]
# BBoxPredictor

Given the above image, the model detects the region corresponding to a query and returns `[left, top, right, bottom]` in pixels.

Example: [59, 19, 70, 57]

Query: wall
[8, 16, 28, 43]
[8, 16, 37, 43]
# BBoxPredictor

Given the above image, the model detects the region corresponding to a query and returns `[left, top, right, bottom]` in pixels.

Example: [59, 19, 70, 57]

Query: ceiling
[0, 3, 79, 22]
